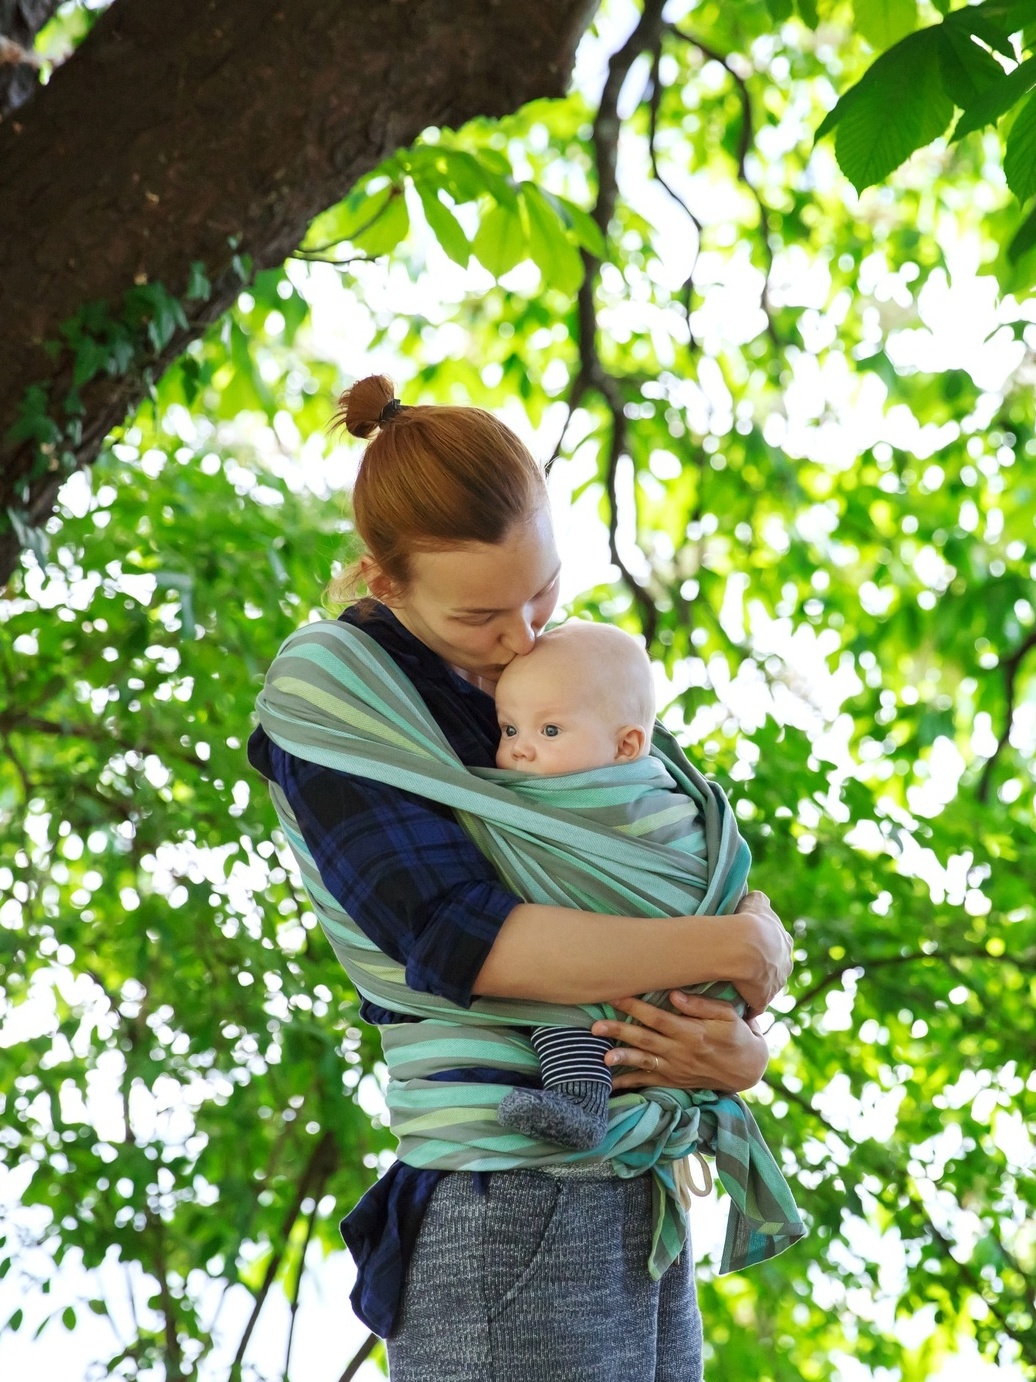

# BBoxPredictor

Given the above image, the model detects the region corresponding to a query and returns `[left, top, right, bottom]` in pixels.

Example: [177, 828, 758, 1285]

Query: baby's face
[494, 658, 627, 775]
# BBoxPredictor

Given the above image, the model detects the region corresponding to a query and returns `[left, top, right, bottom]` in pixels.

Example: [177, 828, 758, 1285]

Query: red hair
[327, 374, 546, 600]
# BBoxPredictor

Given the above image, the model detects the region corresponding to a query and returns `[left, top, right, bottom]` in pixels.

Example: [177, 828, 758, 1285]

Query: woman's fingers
[605, 1044, 665, 1082]
[731, 891, 794, 1013]
[610, 1069, 658, 1091]
[591, 992, 735, 1045]
[667, 991, 740, 1021]
[609, 995, 684, 1032]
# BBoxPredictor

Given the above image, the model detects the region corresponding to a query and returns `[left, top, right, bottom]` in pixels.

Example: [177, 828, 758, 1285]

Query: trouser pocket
[482, 1173, 563, 1321]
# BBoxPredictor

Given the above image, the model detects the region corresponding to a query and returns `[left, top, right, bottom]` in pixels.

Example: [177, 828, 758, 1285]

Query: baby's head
[494, 621, 655, 775]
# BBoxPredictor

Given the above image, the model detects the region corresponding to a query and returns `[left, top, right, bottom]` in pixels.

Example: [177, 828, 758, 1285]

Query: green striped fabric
[256, 618, 806, 1277]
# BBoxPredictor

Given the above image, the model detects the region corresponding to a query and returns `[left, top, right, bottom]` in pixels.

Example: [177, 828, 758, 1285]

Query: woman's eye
[542, 724, 560, 738]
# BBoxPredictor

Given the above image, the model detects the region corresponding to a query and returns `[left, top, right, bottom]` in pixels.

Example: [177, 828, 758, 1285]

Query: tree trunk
[0, 0, 599, 585]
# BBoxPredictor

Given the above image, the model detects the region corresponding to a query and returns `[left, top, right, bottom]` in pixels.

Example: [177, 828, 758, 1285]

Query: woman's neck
[449, 664, 498, 697]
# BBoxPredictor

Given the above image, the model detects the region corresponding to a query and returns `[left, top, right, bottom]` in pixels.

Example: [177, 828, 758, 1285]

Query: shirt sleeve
[264, 739, 522, 1008]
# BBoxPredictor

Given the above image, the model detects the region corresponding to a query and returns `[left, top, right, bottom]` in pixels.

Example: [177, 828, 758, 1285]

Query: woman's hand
[591, 992, 769, 1093]
[727, 890, 793, 1018]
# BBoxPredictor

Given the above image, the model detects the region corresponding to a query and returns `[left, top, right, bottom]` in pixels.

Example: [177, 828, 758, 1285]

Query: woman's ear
[360, 554, 400, 605]
[615, 725, 648, 762]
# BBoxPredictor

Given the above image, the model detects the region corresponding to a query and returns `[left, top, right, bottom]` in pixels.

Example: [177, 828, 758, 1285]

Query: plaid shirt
[247, 599, 522, 1021]
[248, 600, 533, 1337]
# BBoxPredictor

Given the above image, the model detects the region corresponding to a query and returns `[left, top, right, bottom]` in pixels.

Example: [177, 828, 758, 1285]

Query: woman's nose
[500, 611, 537, 656]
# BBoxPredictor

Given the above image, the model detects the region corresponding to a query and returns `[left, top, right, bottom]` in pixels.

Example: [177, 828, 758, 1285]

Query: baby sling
[255, 618, 805, 1278]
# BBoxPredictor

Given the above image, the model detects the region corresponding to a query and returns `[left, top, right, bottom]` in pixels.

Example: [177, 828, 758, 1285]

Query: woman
[248, 375, 793, 1381]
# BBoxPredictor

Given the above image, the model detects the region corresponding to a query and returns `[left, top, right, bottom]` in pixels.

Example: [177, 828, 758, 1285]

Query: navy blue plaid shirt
[247, 599, 522, 1021]
[247, 599, 526, 1337]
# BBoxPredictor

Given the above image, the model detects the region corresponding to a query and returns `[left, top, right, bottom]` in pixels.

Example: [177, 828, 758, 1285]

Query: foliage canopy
[2, 1, 1035, 1379]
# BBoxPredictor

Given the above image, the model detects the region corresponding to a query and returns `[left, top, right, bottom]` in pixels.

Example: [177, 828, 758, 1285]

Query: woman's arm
[472, 890, 792, 1017]
[258, 734, 791, 1016]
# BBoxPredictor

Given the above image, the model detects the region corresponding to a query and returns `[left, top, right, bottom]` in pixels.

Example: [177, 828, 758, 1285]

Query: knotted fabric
[255, 619, 806, 1276]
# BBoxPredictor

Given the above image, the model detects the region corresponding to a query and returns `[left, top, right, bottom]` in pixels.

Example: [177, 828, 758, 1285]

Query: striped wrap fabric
[255, 618, 806, 1278]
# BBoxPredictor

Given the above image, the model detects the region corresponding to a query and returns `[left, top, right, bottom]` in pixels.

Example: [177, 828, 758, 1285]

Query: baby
[493, 620, 658, 1151]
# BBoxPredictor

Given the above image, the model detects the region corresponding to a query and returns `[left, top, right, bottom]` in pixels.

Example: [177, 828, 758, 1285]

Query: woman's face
[378, 506, 561, 683]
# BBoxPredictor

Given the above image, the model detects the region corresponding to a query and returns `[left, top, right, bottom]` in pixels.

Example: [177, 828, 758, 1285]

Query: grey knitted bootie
[497, 1081, 610, 1151]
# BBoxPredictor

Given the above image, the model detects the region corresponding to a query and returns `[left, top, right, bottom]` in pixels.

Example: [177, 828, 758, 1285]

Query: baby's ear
[615, 725, 647, 761]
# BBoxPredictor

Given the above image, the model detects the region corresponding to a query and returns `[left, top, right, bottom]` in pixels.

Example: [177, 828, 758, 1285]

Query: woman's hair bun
[331, 374, 398, 441]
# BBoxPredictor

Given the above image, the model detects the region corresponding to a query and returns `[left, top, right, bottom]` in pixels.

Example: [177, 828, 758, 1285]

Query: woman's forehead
[413, 509, 559, 610]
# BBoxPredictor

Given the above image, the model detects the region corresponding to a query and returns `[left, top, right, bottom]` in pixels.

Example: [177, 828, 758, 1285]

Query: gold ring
[652, 1055, 659, 1072]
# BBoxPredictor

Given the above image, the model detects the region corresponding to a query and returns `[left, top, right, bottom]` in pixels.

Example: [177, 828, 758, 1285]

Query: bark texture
[0, 0, 598, 584]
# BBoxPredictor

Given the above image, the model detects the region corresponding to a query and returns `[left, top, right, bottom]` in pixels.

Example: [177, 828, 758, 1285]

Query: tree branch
[147, 1216, 187, 1382]
[0, 0, 599, 583]
[281, 1176, 323, 1382]
[0, 709, 204, 770]
[556, 0, 669, 645]
[786, 945, 1036, 1018]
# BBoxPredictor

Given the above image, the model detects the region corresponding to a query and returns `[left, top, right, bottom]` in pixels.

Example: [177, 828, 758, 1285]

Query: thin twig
[294, 191, 402, 257]
[545, 374, 589, 475]
[646, 36, 703, 350]
[977, 627, 1036, 803]
[289, 252, 378, 270]
[0, 710, 202, 769]
[338, 1331, 380, 1382]
[281, 1185, 322, 1382]
[667, 25, 780, 350]
[231, 1130, 339, 1371]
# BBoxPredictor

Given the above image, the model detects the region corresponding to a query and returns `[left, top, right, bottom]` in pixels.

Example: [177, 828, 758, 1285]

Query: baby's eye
[542, 724, 560, 738]
[501, 725, 517, 738]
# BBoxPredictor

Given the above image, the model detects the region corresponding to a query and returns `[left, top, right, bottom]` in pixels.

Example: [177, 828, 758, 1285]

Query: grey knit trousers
[386, 1164, 704, 1381]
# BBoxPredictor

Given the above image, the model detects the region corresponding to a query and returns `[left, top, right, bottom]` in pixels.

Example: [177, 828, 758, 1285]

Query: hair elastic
[378, 398, 404, 425]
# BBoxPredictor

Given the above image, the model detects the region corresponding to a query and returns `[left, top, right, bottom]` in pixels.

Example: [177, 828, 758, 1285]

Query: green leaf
[350, 191, 410, 257]
[62, 1305, 76, 1330]
[1007, 197, 1036, 259]
[937, 25, 1006, 109]
[301, 181, 399, 253]
[969, 0, 1036, 47]
[185, 261, 211, 302]
[472, 203, 527, 277]
[952, 54, 1036, 140]
[416, 185, 471, 267]
[1004, 90, 1036, 199]
[822, 30, 955, 192]
[521, 184, 585, 294]
[854, 0, 918, 51]
[546, 193, 607, 258]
